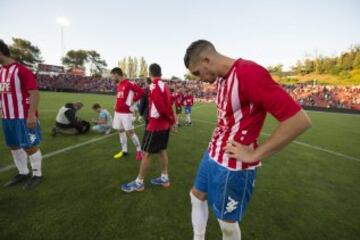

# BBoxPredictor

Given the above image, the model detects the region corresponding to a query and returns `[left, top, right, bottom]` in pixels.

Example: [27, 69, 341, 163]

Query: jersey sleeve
[240, 63, 301, 122]
[19, 65, 38, 91]
[129, 82, 145, 102]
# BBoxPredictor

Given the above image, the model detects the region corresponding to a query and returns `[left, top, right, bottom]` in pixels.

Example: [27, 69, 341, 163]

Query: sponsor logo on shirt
[0, 82, 11, 93]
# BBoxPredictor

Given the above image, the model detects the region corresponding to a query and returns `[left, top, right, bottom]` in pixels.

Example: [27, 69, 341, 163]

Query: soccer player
[183, 89, 194, 126]
[91, 103, 112, 134]
[111, 67, 144, 161]
[121, 63, 176, 192]
[184, 40, 312, 240]
[173, 87, 184, 126]
[0, 40, 43, 190]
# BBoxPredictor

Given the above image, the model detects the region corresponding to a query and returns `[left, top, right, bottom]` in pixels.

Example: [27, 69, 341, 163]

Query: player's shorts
[193, 150, 256, 222]
[175, 106, 182, 114]
[1, 119, 42, 148]
[112, 112, 134, 131]
[185, 106, 191, 114]
[141, 129, 170, 154]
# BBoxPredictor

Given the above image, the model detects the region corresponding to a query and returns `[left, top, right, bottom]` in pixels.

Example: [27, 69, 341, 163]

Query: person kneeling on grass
[52, 102, 90, 136]
[91, 103, 112, 135]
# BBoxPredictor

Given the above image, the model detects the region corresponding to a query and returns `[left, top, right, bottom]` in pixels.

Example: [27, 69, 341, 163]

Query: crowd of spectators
[37, 73, 360, 110]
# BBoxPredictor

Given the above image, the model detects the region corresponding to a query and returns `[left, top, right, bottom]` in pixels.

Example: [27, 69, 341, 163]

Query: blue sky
[1, 0, 359, 77]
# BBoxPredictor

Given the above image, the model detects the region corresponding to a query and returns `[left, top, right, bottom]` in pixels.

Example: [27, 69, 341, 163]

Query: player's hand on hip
[225, 140, 257, 163]
[27, 114, 37, 129]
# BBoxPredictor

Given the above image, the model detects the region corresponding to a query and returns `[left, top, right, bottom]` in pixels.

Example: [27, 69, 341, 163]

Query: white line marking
[192, 118, 360, 163]
[0, 124, 144, 174]
[0, 104, 207, 174]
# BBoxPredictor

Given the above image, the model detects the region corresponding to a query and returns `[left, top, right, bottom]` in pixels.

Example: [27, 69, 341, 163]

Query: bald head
[184, 40, 217, 69]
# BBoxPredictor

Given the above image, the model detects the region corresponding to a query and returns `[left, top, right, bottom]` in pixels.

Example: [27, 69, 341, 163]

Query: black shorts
[141, 129, 170, 154]
[175, 106, 182, 114]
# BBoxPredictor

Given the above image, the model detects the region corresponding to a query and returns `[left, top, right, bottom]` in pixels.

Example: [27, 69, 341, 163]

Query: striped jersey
[208, 59, 301, 171]
[115, 79, 144, 113]
[0, 62, 38, 119]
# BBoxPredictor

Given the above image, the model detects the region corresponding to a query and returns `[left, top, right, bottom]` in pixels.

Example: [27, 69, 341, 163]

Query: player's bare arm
[225, 110, 312, 163]
[27, 90, 40, 129]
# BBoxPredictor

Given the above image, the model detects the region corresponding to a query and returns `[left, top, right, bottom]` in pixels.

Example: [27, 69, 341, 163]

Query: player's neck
[0, 57, 15, 66]
[217, 56, 236, 78]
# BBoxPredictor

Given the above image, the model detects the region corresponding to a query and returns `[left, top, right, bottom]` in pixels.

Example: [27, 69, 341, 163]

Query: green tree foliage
[9, 38, 43, 71]
[87, 50, 107, 76]
[61, 49, 88, 70]
[139, 57, 148, 78]
[118, 56, 148, 78]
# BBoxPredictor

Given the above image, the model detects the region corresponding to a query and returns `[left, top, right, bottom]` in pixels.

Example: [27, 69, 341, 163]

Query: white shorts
[112, 112, 134, 131]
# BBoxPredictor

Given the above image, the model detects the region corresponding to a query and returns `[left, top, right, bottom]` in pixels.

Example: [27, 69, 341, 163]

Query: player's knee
[24, 146, 38, 155]
[218, 220, 239, 237]
[190, 188, 207, 202]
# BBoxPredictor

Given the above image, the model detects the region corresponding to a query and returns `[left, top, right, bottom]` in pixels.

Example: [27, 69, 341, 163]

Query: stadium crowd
[36, 73, 360, 110]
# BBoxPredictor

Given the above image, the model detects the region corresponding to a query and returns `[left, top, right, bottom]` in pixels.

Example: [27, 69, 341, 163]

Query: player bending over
[184, 40, 312, 240]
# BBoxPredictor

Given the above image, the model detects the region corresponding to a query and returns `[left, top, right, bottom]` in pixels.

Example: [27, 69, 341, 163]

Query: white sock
[119, 132, 128, 152]
[188, 114, 192, 123]
[161, 173, 169, 181]
[29, 150, 42, 177]
[11, 149, 29, 175]
[131, 134, 141, 151]
[218, 220, 241, 240]
[136, 177, 144, 184]
[190, 191, 208, 240]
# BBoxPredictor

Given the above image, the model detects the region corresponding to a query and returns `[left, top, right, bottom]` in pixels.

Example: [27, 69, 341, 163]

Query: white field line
[0, 104, 208, 174]
[0, 124, 144, 174]
[192, 118, 360, 163]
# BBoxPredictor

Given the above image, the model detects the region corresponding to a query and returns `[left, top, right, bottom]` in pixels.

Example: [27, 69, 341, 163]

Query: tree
[61, 49, 88, 70]
[87, 50, 107, 76]
[353, 52, 360, 69]
[267, 64, 283, 77]
[9, 38, 43, 71]
[118, 57, 127, 76]
[127, 56, 136, 78]
[139, 57, 148, 78]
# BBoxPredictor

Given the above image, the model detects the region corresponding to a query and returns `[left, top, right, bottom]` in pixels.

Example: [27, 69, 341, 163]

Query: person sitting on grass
[91, 103, 112, 135]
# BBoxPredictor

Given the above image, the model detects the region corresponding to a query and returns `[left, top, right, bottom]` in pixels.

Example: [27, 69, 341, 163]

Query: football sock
[119, 132, 128, 152]
[190, 191, 208, 240]
[218, 220, 241, 240]
[131, 134, 141, 151]
[29, 150, 42, 177]
[11, 149, 29, 175]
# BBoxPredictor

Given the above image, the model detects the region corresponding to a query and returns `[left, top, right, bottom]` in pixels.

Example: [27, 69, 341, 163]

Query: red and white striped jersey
[208, 59, 301, 171]
[115, 79, 144, 113]
[0, 62, 38, 119]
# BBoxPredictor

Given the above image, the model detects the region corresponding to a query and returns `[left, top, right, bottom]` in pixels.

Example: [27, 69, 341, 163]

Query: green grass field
[0, 91, 359, 240]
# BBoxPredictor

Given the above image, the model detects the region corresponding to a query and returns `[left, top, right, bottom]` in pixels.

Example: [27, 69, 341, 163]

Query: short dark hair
[149, 63, 162, 77]
[110, 67, 123, 76]
[92, 103, 101, 109]
[0, 40, 10, 57]
[184, 40, 215, 68]
[146, 77, 152, 85]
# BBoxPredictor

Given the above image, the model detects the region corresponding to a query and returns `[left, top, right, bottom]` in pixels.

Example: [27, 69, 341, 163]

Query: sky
[1, 0, 359, 78]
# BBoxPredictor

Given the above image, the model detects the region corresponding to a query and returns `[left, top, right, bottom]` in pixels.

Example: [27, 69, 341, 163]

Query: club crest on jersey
[0, 82, 11, 93]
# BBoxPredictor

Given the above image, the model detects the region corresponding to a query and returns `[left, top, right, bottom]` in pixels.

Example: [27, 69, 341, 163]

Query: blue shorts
[185, 106, 191, 114]
[194, 151, 256, 222]
[1, 119, 42, 148]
